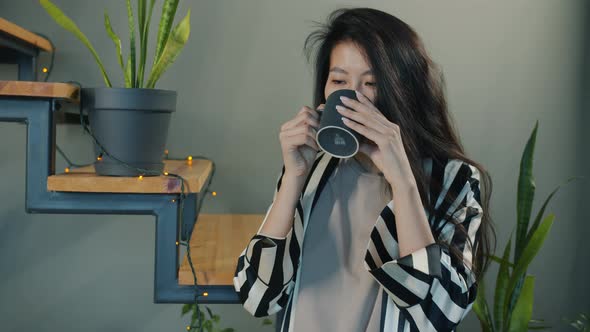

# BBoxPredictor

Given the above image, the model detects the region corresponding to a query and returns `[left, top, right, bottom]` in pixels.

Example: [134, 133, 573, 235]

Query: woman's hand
[279, 104, 325, 178]
[336, 91, 415, 189]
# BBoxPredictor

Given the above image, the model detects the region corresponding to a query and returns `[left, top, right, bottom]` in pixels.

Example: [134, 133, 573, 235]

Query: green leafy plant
[473, 120, 581, 332]
[39, 0, 190, 88]
[181, 304, 273, 332]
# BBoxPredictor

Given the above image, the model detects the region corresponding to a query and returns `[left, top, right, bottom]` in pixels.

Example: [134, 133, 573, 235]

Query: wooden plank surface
[0, 18, 53, 52]
[0, 81, 79, 101]
[47, 159, 213, 194]
[179, 214, 265, 286]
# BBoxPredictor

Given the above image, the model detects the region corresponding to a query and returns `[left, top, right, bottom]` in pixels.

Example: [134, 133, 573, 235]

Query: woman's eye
[332, 80, 345, 84]
[365, 82, 376, 87]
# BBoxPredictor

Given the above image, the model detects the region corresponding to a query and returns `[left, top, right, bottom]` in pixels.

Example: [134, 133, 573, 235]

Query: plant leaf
[137, 0, 156, 87]
[473, 278, 494, 332]
[515, 120, 538, 260]
[181, 303, 192, 316]
[104, 10, 125, 76]
[126, 0, 136, 87]
[125, 56, 132, 88]
[155, 0, 180, 62]
[137, 0, 145, 87]
[525, 176, 580, 245]
[146, 9, 190, 88]
[205, 306, 214, 319]
[494, 236, 512, 331]
[504, 214, 554, 320]
[203, 319, 213, 332]
[508, 275, 535, 332]
[39, 0, 111, 86]
[489, 254, 515, 268]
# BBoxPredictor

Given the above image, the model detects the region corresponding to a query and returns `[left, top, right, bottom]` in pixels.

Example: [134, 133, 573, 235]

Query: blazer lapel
[299, 152, 339, 241]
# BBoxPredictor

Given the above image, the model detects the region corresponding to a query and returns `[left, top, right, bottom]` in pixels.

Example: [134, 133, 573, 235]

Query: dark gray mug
[316, 89, 363, 158]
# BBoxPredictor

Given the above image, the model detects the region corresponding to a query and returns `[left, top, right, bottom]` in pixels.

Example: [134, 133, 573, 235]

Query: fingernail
[340, 96, 349, 102]
[336, 105, 344, 111]
[355, 91, 362, 99]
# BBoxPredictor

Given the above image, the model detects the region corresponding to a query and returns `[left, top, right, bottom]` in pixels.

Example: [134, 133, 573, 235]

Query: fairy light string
[51, 81, 214, 332]
[37, 29, 211, 331]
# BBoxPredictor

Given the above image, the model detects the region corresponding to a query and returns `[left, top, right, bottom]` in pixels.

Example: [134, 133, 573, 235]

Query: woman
[233, 7, 495, 332]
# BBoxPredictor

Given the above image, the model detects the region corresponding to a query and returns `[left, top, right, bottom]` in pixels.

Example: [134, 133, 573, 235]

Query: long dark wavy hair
[303, 7, 496, 282]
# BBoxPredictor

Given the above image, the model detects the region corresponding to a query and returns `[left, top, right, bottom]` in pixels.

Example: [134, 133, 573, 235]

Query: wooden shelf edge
[0, 18, 53, 52]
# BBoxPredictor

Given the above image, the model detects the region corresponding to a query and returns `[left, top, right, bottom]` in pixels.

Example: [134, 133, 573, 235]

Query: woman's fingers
[281, 123, 317, 141]
[282, 106, 320, 131]
[281, 127, 319, 151]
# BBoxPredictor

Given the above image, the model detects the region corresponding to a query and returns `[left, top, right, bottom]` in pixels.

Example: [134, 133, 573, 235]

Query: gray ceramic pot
[81, 87, 176, 176]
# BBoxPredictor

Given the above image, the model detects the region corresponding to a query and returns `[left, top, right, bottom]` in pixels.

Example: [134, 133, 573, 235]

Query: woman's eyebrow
[329, 67, 374, 76]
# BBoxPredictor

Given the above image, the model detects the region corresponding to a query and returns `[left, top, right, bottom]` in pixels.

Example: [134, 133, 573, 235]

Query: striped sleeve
[233, 165, 301, 317]
[364, 159, 483, 331]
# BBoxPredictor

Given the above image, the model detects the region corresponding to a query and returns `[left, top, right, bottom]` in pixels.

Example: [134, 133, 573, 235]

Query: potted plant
[472, 120, 581, 331]
[40, 0, 190, 176]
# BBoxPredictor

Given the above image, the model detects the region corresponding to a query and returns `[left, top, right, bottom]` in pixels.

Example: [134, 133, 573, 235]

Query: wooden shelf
[47, 159, 213, 194]
[179, 214, 265, 286]
[0, 18, 53, 52]
[0, 81, 79, 102]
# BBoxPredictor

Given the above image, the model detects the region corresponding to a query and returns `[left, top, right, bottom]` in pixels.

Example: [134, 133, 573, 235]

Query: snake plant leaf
[525, 176, 579, 246]
[39, 0, 112, 87]
[138, 0, 146, 34]
[146, 9, 190, 88]
[494, 236, 512, 331]
[137, 0, 156, 87]
[504, 213, 554, 321]
[154, 0, 180, 63]
[124, 56, 132, 88]
[126, 0, 136, 87]
[515, 120, 538, 260]
[473, 277, 494, 332]
[103, 10, 125, 76]
[137, 0, 145, 86]
[508, 275, 535, 332]
[489, 254, 515, 268]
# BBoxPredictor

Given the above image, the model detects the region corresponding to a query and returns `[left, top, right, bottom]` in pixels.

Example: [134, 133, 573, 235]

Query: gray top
[292, 155, 391, 332]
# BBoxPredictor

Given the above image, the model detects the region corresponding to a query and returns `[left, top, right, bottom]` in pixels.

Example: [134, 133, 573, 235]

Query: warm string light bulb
[202, 292, 208, 296]
[164, 171, 169, 176]
[138, 175, 143, 180]
[212, 191, 217, 196]
[97, 155, 102, 161]
[42, 67, 48, 73]
[64, 167, 70, 173]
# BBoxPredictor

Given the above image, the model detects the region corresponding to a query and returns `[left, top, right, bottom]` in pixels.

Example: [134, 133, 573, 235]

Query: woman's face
[324, 40, 377, 103]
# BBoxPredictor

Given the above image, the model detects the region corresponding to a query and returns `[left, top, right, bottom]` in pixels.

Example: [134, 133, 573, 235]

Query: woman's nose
[348, 81, 362, 91]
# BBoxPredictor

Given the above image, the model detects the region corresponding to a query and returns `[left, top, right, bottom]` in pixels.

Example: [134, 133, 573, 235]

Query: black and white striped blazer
[233, 150, 483, 331]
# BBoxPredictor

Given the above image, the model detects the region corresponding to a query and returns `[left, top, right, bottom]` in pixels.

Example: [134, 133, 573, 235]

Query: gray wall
[0, 0, 588, 331]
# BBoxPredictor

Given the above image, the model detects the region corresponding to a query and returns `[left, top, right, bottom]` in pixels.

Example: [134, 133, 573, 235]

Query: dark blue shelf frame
[0, 97, 239, 304]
